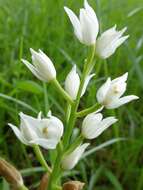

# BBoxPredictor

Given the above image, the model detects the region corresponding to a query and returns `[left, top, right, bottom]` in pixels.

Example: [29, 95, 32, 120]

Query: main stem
[63, 45, 96, 147]
[48, 45, 95, 190]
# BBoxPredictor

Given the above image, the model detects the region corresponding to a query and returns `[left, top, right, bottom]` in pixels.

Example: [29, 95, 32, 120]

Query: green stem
[48, 45, 95, 190]
[76, 104, 102, 118]
[64, 135, 83, 155]
[52, 79, 74, 105]
[18, 185, 29, 190]
[47, 144, 63, 189]
[63, 45, 96, 147]
[33, 145, 52, 174]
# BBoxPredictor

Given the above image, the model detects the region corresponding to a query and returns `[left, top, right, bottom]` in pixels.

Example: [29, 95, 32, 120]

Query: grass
[0, 0, 143, 189]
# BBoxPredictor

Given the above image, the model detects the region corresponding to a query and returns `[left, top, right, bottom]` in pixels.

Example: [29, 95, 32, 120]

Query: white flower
[64, 0, 99, 46]
[65, 65, 80, 100]
[22, 48, 56, 82]
[65, 65, 95, 100]
[96, 73, 139, 109]
[61, 143, 89, 170]
[82, 113, 117, 139]
[8, 111, 63, 149]
[96, 25, 129, 59]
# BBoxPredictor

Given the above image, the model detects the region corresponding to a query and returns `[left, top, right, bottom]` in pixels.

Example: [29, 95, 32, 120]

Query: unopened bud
[0, 158, 23, 188]
[63, 181, 85, 190]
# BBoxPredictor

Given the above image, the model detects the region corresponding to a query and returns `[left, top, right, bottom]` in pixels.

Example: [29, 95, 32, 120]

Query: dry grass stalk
[0, 157, 23, 188]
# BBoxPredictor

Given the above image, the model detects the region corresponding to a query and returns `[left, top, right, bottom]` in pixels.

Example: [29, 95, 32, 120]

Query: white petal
[30, 138, 58, 149]
[20, 113, 39, 141]
[106, 95, 139, 109]
[80, 9, 97, 45]
[82, 113, 103, 130]
[22, 59, 46, 81]
[96, 26, 129, 59]
[40, 116, 64, 140]
[62, 143, 89, 170]
[30, 48, 56, 81]
[19, 112, 41, 136]
[96, 78, 111, 104]
[65, 65, 80, 100]
[111, 72, 128, 84]
[84, 0, 99, 36]
[89, 117, 117, 139]
[81, 74, 95, 96]
[64, 7, 82, 42]
[8, 123, 30, 145]
[82, 113, 103, 139]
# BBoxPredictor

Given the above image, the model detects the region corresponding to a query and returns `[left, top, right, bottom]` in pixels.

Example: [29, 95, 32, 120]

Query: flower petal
[65, 65, 80, 100]
[62, 143, 89, 170]
[90, 117, 117, 139]
[81, 74, 95, 96]
[96, 78, 111, 104]
[30, 138, 58, 149]
[8, 123, 29, 145]
[22, 59, 46, 81]
[80, 9, 97, 45]
[106, 95, 139, 109]
[64, 7, 82, 42]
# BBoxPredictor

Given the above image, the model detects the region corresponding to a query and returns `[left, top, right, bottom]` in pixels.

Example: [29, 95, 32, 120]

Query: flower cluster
[8, 0, 138, 189]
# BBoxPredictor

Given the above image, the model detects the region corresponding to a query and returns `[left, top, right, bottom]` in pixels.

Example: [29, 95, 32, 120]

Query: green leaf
[16, 80, 43, 94]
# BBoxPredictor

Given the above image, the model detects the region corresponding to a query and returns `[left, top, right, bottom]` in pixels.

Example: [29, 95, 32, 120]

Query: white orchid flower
[22, 48, 56, 82]
[96, 73, 139, 109]
[61, 143, 89, 170]
[65, 65, 95, 100]
[64, 0, 99, 46]
[8, 111, 63, 149]
[82, 113, 117, 139]
[96, 25, 129, 59]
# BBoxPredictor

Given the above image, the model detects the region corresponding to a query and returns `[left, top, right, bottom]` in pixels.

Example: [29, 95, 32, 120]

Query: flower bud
[0, 158, 23, 188]
[65, 65, 95, 100]
[64, 0, 99, 45]
[96, 25, 129, 59]
[22, 48, 56, 82]
[61, 143, 89, 170]
[65, 65, 80, 100]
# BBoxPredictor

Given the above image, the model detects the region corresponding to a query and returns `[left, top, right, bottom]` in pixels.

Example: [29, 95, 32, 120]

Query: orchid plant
[3, 0, 139, 189]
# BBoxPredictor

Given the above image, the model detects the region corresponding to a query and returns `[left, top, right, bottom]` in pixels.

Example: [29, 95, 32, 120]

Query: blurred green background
[0, 0, 143, 189]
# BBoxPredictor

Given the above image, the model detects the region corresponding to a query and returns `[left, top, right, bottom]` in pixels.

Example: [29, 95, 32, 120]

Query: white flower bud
[82, 113, 117, 139]
[64, 0, 99, 46]
[65, 65, 95, 100]
[22, 48, 56, 82]
[65, 65, 80, 100]
[96, 25, 129, 59]
[61, 143, 89, 170]
[96, 73, 139, 109]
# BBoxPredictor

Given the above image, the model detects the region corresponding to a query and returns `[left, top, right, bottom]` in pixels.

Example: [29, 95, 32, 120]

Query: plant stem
[18, 185, 29, 190]
[33, 145, 52, 174]
[48, 45, 95, 190]
[63, 45, 96, 147]
[76, 104, 102, 118]
[52, 79, 74, 105]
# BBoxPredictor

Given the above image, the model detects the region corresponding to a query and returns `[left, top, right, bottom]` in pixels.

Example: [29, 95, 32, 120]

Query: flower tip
[21, 58, 25, 63]
[64, 6, 69, 12]
[133, 95, 139, 100]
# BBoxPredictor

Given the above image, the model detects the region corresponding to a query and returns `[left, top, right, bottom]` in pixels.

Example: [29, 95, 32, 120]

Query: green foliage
[0, 0, 142, 189]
